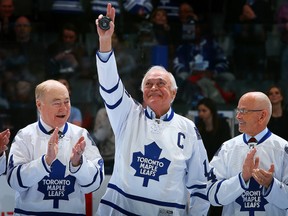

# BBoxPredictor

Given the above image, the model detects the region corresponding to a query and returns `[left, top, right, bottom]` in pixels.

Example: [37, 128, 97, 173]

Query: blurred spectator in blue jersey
[173, 10, 235, 107]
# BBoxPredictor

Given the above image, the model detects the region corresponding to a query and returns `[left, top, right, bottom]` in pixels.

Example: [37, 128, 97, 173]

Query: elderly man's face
[143, 69, 176, 116]
[236, 96, 264, 136]
[37, 84, 71, 128]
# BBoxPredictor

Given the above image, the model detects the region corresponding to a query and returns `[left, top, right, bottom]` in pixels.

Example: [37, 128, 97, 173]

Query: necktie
[48, 129, 64, 138]
[248, 137, 257, 149]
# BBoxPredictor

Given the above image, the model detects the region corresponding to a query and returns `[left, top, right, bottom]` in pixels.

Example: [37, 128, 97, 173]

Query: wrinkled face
[236, 96, 263, 135]
[37, 84, 71, 128]
[143, 70, 176, 116]
[267, 87, 283, 105]
[197, 104, 212, 121]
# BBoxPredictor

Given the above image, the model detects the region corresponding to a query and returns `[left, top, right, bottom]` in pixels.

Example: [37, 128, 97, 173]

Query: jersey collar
[38, 118, 68, 136]
[243, 128, 272, 144]
[144, 106, 174, 121]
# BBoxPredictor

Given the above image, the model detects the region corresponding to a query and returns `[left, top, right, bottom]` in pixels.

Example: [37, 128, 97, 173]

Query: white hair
[140, 66, 178, 92]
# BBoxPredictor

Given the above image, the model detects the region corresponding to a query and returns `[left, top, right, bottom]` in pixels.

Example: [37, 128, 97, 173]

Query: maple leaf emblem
[236, 178, 268, 215]
[38, 159, 76, 208]
[130, 142, 171, 187]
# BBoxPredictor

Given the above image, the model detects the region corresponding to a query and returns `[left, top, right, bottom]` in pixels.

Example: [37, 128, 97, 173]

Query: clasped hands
[242, 148, 274, 188]
[45, 127, 86, 167]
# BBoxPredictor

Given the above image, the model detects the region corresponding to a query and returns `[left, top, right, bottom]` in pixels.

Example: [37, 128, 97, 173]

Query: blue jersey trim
[100, 199, 140, 216]
[14, 208, 85, 216]
[17, 165, 28, 189]
[187, 184, 206, 189]
[215, 179, 225, 205]
[42, 155, 50, 173]
[263, 177, 274, 197]
[96, 50, 113, 63]
[100, 77, 120, 94]
[190, 192, 208, 201]
[107, 183, 186, 209]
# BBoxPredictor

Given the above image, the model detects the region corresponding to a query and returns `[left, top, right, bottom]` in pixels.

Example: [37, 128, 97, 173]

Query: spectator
[49, 0, 89, 33]
[266, 85, 288, 141]
[8, 15, 45, 82]
[225, 0, 273, 80]
[153, 0, 180, 23]
[93, 107, 115, 174]
[8, 79, 37, 140]
[0, 128, 10, 175]
[122, 0, 153, 33]
[112, 32, 138, 99]
[95, 4, 210, 215]
[196, 97, 231, 215]
[0, 0, 16, 41]
[150, 8, 172, 46]
[6, 79, 104, 215]
[276, 0, 288, 82]
[45, 22, 88, 79]
[196, 97, 231, 161]
[173, 9, 234, 107]
[57, 76, 83, 127]
[208, 91, 288, 215]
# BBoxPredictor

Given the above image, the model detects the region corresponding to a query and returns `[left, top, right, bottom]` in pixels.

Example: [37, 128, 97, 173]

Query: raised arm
[95, 3, 115, 52]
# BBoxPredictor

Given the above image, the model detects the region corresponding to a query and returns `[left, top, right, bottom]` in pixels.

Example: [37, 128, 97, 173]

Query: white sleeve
[0, 153, 6, 175]
[263, 148, 288, 209]
[207, 147, 246, 206]
[69, 130, 105, 193]
[187, 128, 210, 215]
[6, 132, 50, 192]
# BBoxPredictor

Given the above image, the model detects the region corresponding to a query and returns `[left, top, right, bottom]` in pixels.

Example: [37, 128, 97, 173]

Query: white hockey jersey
[7, 120, 104, 215]
[96, 51, 210, 215]
[208, 129, 288, 216]
[0, 153, 6, 175]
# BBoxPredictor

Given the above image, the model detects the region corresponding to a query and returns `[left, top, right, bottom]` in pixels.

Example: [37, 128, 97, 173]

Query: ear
[259, 110, 267, 124]
[36, 99, 41, 111]
[171, 89, 177, 103]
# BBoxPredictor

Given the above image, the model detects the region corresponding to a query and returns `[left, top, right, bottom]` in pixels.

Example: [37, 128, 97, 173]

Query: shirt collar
[244, 128, 271, 144]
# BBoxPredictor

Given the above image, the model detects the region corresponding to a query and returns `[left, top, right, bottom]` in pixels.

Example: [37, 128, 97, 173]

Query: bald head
[237, 91, 272, 136]
[240, 91, 272, 120]
[35, 79, 68, 101]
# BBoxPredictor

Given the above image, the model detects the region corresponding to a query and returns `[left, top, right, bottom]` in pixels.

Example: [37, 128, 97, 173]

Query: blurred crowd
[1, 0, 288, 168]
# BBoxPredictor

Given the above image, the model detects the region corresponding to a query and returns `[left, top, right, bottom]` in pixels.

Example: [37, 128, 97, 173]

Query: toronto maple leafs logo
[236, 178, 268, 215]
[130, 142, 171, 187]
[38, 159, 76, 208]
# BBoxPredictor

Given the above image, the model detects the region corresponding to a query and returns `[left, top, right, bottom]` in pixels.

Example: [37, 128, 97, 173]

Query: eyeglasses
[235, 108, 263, 115]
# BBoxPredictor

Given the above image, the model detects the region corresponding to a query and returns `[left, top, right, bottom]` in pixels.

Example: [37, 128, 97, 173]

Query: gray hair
[140, 66, 178, 92]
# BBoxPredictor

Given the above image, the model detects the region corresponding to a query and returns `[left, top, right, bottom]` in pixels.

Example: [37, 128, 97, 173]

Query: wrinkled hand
[45, 127, 59, 166]
[0, 129, 10, 156]
[242, 148, 259, 182]
[70, 136, 86, 167]
[252, 164, 274, 188]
